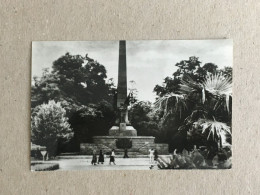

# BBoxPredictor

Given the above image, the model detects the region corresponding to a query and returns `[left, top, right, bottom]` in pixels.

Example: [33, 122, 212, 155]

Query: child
[109, 149, 116, 165]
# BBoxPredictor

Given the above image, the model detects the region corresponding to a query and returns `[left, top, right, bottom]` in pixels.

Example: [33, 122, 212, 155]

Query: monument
[80, 40, 169, 156]
[109, 40, 137, 136]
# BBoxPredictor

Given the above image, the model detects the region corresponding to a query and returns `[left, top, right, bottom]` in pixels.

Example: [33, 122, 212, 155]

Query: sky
[32, 40, 232, 102]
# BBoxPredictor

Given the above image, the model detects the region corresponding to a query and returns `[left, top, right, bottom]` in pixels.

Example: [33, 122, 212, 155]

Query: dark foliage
[31, 53, 116, 154]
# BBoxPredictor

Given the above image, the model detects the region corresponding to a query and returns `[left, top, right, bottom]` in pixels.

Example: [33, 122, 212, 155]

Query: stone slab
[109, 125, 137, 136]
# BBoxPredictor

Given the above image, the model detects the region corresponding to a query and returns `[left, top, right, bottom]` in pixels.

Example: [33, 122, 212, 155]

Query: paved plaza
[33, 156, 164, 170]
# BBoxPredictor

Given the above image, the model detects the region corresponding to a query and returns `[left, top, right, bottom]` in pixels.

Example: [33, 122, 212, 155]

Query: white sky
[32, 40, 232, 102]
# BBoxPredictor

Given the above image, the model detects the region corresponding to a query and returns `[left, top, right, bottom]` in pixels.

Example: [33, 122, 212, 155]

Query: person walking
[149, 148, 154, 164]
[109, 149, 116, 165]
[91, 150, 97, 165]
[98, 150, 104, 164]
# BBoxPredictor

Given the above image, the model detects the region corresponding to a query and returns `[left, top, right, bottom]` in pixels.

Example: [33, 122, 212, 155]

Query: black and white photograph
[31, 40, 232, 171]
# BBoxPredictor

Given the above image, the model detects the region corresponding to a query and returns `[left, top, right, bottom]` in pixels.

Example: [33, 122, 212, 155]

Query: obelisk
[117, 40, 127, 108]
[109, 40, 137, 136]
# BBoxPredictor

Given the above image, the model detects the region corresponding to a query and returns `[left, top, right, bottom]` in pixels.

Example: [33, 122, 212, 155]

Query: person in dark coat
[91, 150, 97, 165]
[98, 150, 104, 164]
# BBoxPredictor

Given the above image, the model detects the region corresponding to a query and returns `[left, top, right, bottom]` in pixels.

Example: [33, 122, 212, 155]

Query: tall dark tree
[31, 53, 116, 152]
[32, 53, 115, 110]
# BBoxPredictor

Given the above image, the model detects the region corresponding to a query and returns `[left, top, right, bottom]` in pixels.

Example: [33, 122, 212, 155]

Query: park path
[52, 157, 157, 170]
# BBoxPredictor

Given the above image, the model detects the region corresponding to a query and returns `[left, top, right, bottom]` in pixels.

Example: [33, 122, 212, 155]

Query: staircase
[57, 152, 149, 159]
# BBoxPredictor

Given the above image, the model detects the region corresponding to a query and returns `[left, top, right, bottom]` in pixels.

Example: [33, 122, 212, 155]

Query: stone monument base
[109, 125, 137, 136]
[80, 136, 169, 155]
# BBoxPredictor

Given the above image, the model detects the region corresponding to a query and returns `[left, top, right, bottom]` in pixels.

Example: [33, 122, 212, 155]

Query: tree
[155, 72, 232, 155]
[51, 52, 114, 105]
[31, 68, 62, 108]
[178, 73, 232, 148]
[31, 100, 73, 157]
[69, 100, 116, 145]
[154, 56, 203, 97]
[153, 56, 232, 153]
[154, 57, 223, 97]
[128, 101, 164, 141]
[31, 53, 117, 151]
[32, 53, 115, 113]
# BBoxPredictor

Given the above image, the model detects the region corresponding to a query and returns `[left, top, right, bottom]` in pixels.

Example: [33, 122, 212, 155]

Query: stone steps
[56, 155, 152, 159]
[59, 152, 80, 156]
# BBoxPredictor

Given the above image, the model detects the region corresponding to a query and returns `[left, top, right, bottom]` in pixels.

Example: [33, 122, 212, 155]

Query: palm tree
[154, 93, 187, 118]
[154, 72, 232, 149]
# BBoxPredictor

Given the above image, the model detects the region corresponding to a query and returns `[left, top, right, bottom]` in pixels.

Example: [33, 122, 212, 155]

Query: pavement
[32, 156, 161, 170]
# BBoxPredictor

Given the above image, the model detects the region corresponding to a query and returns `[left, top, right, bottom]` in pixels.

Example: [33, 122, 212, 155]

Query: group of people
[91, 148, 159, 165]
[91, 149, 116, 165]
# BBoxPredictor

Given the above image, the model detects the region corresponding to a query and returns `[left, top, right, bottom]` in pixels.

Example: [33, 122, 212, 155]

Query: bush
[31, 163, 59, 171]
[31, 100, 73, 157]
[157, 149, 231, 169]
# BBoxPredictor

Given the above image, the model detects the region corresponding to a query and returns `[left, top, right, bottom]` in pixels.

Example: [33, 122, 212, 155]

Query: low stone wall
[138, 143, 169, 155]
[154, 144, 169, 154]
[80, 143, 112, 155]
[80, 136, 169, 155]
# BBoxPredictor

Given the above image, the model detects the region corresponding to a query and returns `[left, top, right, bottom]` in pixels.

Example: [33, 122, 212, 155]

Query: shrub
[31, 100, 73, 157]
[31, 163, 59, 171]
[157, 149, 231, 169]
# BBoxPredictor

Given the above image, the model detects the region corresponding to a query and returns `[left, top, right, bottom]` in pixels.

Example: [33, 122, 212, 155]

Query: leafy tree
[52, 53, 114, 105]
[128, 101, 164, 141]
[154, 56, 203, 97]
[69, 100, 116, 146]
[31, 100, 73, 157]
[31, 68, 61, 108]
[32, 53, 115, 112]
[154, 56, 225, 97]
[31, 53, 117, 151]
[219, 66, 232, 79]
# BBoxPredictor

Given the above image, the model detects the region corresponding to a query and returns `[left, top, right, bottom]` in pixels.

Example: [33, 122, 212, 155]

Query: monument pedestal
[81, 124, 168, 155]
[80, 136, 169, 155]
[109, 124, 137, 136]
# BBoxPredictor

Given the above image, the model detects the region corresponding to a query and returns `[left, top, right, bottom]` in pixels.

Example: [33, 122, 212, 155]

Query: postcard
[31, 40, 232, 170]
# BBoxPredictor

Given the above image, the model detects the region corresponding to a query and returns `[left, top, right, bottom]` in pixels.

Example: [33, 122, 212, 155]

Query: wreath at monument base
[116, 138, 132, 149]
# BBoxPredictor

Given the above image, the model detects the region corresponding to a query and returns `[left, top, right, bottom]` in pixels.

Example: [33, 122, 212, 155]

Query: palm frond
[202, 74, 232, 97]
[179, 75, 203, 95]
[180, 73, 232, 112]
[202, 74, 232, 112]
[154, 93, 187, 117]
[197, 119, 231, 142]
